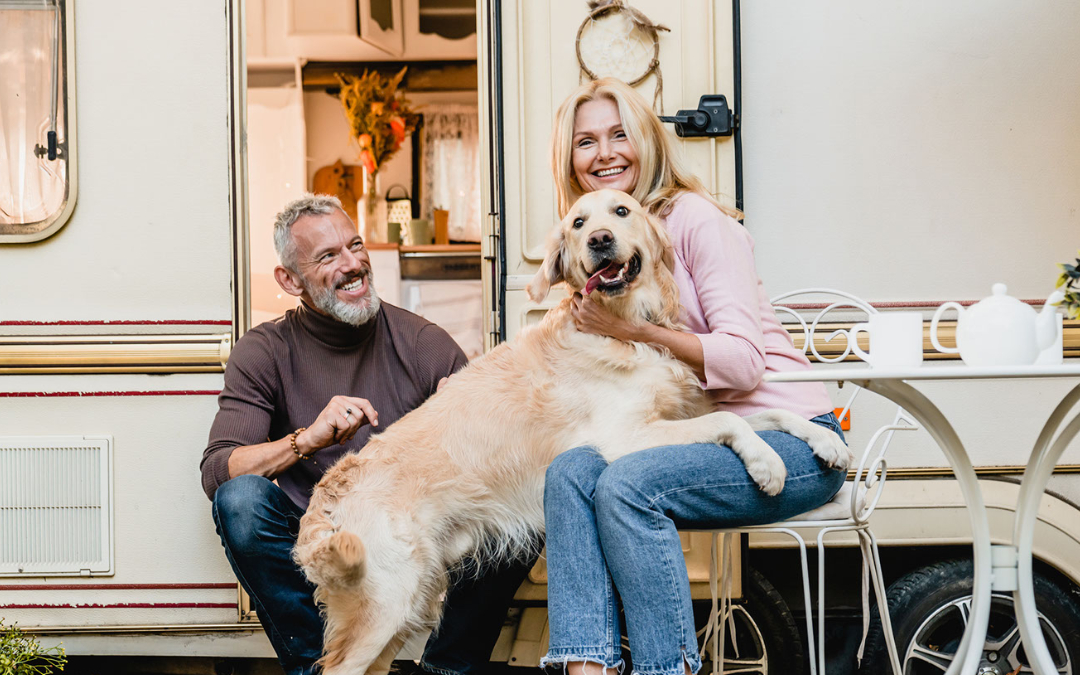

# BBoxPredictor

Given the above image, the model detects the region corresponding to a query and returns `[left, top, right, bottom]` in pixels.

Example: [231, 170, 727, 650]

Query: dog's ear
[643, 211, 676, 273]
[640, 210, 684, 328]
[527, 227, 568, 303]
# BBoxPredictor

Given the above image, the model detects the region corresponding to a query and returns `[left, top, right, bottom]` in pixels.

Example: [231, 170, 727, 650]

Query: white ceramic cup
[849, 312, 924, 368]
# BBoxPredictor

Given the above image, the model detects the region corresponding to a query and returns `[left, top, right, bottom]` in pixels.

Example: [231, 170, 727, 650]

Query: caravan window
[0, 0, 77, 243]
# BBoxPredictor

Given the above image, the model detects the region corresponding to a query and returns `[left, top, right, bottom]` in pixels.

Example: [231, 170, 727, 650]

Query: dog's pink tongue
[584, 272, 602, 295]
[584, 262, 619, 295]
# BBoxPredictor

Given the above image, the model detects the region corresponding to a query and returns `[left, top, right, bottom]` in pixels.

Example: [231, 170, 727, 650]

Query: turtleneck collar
[295, 301, 379, 348]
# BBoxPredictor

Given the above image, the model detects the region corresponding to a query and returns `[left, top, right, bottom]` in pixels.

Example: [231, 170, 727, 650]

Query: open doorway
[245, 0, 484, 359]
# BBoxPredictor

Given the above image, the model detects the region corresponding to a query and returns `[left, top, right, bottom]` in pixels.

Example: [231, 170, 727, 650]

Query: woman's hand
[573, 292, 707, 380]
[571, 292, 638, 341]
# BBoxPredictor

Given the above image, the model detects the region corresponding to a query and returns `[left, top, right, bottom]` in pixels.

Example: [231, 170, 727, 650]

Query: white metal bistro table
[765, 363, 1080, 675]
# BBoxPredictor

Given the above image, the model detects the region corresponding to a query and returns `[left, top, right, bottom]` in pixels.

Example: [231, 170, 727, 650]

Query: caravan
[2, 1, 1079, 672]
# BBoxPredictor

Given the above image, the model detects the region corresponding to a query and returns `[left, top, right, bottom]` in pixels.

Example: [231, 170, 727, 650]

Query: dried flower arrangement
[337, 67, 420, 233]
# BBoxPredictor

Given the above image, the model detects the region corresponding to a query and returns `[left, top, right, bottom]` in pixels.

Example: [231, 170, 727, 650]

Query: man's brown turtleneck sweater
[200, 302, 467, 508]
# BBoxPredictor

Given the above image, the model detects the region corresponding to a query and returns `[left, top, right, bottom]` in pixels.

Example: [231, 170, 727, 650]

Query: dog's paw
[327, 530, 364, 569]
[740, 439, 787, 496]
[808, 428, 853, 471]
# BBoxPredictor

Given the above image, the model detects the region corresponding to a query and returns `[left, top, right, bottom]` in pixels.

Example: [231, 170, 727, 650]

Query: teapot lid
[971, 282, 1030, 317]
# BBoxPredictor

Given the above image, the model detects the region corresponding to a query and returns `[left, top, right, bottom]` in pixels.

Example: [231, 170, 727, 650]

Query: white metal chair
[697, 289, 919, 675]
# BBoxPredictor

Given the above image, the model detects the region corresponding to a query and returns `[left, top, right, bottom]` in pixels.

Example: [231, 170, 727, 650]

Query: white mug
[850, 312, 924, 368]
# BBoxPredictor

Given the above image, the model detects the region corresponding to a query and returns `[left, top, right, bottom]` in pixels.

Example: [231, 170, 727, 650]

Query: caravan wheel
[861, 559, 1080, 674]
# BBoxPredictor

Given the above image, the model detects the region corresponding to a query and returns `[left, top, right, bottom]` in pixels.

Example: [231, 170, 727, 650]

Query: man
[201, 194, 531, 675]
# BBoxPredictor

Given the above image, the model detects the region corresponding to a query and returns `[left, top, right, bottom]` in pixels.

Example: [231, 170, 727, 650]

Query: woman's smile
[594, 166, 627, 178]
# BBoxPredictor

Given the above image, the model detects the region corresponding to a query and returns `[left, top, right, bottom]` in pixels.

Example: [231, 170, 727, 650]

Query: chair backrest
[770, 288, 920, 524]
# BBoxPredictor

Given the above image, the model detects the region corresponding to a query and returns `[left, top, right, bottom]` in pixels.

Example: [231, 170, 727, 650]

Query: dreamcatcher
[575, 0, 669, 112]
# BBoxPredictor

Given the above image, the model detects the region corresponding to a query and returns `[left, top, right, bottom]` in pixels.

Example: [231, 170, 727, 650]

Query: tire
[693, 567, 808, 675]
[861, 559, 1080, 674]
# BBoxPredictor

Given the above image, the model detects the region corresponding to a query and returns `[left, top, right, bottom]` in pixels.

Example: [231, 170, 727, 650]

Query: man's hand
[295, 395, 378, 455]
[571, 292, 637, 341]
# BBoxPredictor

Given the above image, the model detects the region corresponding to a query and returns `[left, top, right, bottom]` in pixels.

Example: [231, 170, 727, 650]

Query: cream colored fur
[294, 190, 851, 675]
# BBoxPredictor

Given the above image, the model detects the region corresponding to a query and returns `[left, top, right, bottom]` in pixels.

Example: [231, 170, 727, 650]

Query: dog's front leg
[741, 409, 853, 470]
[606, 412, 787, 495]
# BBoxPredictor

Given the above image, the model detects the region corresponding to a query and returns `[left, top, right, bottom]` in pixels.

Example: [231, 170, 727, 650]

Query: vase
[358, 170, 388, 243]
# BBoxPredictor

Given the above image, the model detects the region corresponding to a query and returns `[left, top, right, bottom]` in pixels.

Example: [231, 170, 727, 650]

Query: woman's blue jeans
[212, 475, 533, 675]
[540, 413, 846, 675]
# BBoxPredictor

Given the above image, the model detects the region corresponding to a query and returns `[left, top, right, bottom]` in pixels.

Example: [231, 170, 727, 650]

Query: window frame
[0, 0, 78, 243]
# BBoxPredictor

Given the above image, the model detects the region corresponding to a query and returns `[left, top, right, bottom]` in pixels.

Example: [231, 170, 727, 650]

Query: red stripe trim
[0, 391, 221, 398]
[0, 603, 236, 609]
[0, 320, 232, 326]
[0, 583, 236, 591]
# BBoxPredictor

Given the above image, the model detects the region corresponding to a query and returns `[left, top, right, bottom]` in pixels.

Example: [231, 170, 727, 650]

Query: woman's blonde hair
[550, 77, 740, 220]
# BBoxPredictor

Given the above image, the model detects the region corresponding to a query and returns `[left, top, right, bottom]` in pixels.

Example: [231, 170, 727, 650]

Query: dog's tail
[294, 515, 367, 589]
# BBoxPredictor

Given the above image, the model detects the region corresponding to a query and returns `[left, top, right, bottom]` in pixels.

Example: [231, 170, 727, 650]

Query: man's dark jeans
[212, 475, 535, 675]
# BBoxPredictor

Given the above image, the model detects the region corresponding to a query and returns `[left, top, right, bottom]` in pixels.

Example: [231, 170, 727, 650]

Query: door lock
[659, 95, 736, 138]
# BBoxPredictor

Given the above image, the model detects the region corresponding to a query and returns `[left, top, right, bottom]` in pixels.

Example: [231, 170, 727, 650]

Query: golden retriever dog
[294, 189, 851, 675]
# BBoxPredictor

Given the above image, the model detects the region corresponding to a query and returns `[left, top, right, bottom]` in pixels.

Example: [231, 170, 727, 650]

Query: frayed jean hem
[628, 648, 701, 675]
[540, 651, 625, 673]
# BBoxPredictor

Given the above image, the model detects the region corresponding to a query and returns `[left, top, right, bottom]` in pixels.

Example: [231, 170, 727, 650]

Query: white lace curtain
[421, 105, 481, 242]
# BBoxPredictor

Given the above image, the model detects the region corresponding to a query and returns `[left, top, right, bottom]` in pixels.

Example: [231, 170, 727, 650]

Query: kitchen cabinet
[247, 0, 477, 62]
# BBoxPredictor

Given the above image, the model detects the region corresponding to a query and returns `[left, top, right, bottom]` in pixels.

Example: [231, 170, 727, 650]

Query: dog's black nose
[588, 229, 614, 250]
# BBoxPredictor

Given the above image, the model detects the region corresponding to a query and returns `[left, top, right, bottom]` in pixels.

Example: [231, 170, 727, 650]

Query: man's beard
[307, 269, 382, 326]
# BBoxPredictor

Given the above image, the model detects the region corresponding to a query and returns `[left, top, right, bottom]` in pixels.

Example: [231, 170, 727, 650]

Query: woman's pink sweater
[664, 192, 834, 420]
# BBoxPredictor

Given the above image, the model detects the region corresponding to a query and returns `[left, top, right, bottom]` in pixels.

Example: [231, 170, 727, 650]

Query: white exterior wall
[740, 0, 1080, 302]
[0, 0, 267, 656]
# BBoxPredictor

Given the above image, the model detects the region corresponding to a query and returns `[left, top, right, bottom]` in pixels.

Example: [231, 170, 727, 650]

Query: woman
[539, 77, 846, 675]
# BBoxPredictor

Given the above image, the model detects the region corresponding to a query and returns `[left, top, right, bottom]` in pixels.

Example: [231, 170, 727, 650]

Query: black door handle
[659, 95, 736, 138]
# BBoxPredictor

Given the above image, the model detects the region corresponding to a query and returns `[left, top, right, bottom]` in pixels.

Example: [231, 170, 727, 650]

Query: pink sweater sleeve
[672, 198, 767, 391]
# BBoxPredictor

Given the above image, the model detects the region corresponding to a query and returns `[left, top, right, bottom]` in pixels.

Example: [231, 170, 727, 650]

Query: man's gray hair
[273, 193, 348, 271]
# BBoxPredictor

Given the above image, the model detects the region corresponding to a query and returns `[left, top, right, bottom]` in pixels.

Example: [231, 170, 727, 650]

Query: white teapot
[930, 283, 1065, 367]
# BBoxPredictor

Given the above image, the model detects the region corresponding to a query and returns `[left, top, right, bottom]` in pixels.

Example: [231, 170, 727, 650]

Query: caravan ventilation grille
[0, 437, 111, 575]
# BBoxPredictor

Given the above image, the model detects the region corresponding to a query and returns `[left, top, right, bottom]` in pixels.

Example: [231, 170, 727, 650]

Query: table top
[764, 363, 1080, 383]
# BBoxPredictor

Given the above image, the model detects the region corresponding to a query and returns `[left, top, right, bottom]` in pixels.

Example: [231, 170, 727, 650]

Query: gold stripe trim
[791, 320, 1080, 362]
[0, 334, 231, 374]
[857, 464, 1080, 479]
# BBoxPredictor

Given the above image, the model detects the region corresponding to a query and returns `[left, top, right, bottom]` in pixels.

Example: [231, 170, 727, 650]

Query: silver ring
[346, 407, 353, 415]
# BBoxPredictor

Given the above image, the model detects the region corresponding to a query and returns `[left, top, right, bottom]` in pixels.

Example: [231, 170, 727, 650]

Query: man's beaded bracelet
[290, 427, 311, 460]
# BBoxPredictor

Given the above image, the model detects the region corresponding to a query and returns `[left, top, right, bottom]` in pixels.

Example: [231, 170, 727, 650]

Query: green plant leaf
[0, 619, 67, 675]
